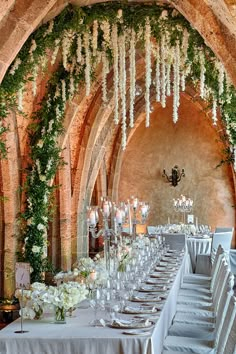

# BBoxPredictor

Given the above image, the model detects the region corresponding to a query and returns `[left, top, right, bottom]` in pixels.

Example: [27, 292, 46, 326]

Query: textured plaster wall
[118, 94, 235, 243]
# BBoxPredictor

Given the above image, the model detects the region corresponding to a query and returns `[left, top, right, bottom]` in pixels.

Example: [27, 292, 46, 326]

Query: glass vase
[54, 306, 66, 324]
[33, 306, 43, 320]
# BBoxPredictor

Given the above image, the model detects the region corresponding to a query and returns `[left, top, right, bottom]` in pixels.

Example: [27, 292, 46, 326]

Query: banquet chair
[176, 260, 229, 315]
[169, 271, 233, 337]
[173, 272, 234, 329]
[195, 231, 233, 275]
[215, 227, 234, 234]
[162, 294, 236, 354]
[161, 233, 186, 251]
[180, 244, 224, 290]
[177, 257, 229, 305]
[147, 226, 157, 235]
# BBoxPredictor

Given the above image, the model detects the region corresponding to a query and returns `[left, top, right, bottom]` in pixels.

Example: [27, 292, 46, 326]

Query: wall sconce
[162, 165, 185, 187]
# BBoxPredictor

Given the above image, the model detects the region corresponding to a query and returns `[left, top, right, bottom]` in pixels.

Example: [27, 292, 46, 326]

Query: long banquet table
[0, 253, 191, 354]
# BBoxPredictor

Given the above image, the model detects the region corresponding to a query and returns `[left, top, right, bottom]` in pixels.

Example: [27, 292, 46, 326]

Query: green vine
[0, 2, 235, 282]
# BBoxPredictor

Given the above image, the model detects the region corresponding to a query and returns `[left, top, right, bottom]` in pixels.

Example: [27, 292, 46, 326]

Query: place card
[15, 262, 30, 289]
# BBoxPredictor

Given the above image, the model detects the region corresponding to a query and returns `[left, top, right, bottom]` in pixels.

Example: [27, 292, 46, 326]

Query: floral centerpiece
[117, 244, 132, 272]
[42, 282, 88, 323]
[15, 282, 47, 320]
[54, 256, 109, 289]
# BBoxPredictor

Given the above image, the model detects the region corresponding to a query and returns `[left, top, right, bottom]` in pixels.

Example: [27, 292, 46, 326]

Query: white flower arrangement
[173, 40, 180, 123]
[43, 282, 88, 311]
[160, 34, 166, 109]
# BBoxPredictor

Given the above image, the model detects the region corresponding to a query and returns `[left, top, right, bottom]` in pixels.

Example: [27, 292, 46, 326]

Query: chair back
[215, 272, 234, 343]
[212, 260, 229, 311]
[211, 231, 233, 254]
[215, 227, 234, 233]
[161, 233, 186, 251]
[147, 226, 157, 235]
[217, 295, 236, 354]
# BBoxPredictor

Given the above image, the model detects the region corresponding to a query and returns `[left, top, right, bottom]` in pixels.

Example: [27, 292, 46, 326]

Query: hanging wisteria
[1, 3, 236, 281]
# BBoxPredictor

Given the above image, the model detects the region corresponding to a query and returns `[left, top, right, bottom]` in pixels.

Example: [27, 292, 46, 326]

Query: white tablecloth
[187, 237, 212, 272]
[0, 254, 191, 354]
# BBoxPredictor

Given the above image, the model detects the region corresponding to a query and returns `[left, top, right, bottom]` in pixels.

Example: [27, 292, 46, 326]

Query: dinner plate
[122, 329, 152, 336]
[138, 285, 167, 292]
[108, 319, 155, 329]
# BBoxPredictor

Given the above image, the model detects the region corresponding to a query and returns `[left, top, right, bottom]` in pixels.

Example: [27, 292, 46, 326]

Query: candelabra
[129, 197, 150, 241]
[173, 195, 193, 224]
[87, 198, 117, 275]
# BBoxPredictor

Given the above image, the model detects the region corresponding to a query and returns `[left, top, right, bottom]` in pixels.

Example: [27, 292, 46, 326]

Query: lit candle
[103, 201, 110, 217]
[89, 210, 96, 225]
[133, 198, 138, 209]
[90, 270, 97, 281]
[141, 205, 147, 217]
[116, 209, 122, 224]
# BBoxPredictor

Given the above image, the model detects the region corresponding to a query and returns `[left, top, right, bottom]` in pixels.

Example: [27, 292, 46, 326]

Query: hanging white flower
[212, 96, 218, 125]
[9, 58, 22, 75]
[117, 9, 123, 20]
[76, 34, 82, 63]
[101, 49, 109, 103]
[234, 145, 236, 172]
[84, 32, 91, 96]
[180, 29, 189, 91]
[217, 61, 225, 97]
[160, 34, 166, 108]
[18, 87, 23, 111]
[199, 51, 206, 99]
[100, 21, 110, 46]
[36, 159, 41, 175]
[61, 79, 66, 102]
[118, 33, 127, 149]
[92, 20, 98, 56]
[62, 30, 75, 70]
[155, 45, 161, 102]
[32, 65, 38, 97]
[43, 20, 54, 38]
[69, 75, 75, 100]
[129, 29, 136, 128]
[51, 39, 60, 65]
[111, 24, 119, 125]
[173, 40, 180, 123]
[29, 39, 37, 62]
[166, 47, 173, 97]
[145, 17, 151, 127]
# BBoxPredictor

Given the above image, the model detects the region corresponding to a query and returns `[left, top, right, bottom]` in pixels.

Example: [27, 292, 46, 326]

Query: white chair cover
[161, 233, 186, 251]
[147, 226, 157, 235]
[163, 285, 235, 354]
[169, 273, 234, 340]
[217, 295, 236, 354]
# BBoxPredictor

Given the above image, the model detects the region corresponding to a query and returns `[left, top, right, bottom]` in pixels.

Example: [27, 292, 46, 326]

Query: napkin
[111, 318, 151, 328]
[123, 305, 156, 314]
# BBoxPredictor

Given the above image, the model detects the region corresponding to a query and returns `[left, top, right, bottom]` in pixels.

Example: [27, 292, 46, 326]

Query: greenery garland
[0, 2, 235, 282]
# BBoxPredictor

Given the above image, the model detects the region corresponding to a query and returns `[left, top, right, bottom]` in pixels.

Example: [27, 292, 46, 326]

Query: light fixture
[162, 165, 185, 187]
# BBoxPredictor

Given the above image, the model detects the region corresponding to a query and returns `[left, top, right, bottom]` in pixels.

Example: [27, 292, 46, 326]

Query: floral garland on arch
[0, 3, 235, 282]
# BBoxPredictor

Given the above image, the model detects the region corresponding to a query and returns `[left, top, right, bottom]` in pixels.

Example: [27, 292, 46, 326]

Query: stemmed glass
[89, 288, 101, 326]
